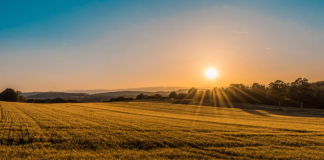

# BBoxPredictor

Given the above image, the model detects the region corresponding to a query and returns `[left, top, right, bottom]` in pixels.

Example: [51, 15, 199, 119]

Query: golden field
[1, 101, 324, 159]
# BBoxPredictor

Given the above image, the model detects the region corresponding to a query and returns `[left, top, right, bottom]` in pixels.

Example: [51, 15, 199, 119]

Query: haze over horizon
[1, 0, 324, 92]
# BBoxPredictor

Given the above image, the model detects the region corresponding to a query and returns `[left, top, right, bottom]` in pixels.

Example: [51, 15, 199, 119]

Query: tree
[153, 94, 162, 99]
[289, 78, 315, 109]
[17, 91, 25, 102]
[0, 88, 21, 102]
[318, 91, 324, 106]
[230, 84, 246, 90]
[194, 91, 204, 101]
[266, 80, 288, 108]
[176, 93, 187, 99]
[136, 93, 146, 99]
[187, 87, 197, 99]
[249, 83, 269, 104]
[251, 83, 266, 96]
[51, 98, 68, 103]
[110, 96, 134, 102]
[67, 99, 78, 103]
[227, 84, 250, 103]
[212, 87, 223, 102]
[204, 90, 212, 100]
[169, 91, 177, 99]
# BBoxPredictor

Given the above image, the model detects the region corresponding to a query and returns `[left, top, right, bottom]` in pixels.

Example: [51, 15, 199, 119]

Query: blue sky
[1, 0, 324, 92]
[1, 0, 324, 52]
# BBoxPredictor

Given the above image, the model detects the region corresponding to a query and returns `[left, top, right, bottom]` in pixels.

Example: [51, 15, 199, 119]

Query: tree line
[26, 98, 78, 103]
[0, 88, 77, 103]
[166, 78, 324, 108]
[109, 93, 168, 102]
[1, 77, 324, 108]
[0, 88, 24, 102]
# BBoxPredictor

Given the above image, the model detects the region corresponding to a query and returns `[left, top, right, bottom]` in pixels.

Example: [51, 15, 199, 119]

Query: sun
[205, 68, 218, 79]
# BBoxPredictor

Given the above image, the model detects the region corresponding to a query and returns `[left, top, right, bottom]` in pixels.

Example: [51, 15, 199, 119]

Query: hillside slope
[1, 101, 324, 159]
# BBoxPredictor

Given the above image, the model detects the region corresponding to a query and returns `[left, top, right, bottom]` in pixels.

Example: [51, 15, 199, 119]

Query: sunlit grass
[1, 101, 324, 159]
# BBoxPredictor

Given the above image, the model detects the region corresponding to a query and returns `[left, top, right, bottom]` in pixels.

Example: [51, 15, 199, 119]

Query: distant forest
[165, 78, 324, 109]
[134, 78, 324, 109]
[1, 77, 324, 109]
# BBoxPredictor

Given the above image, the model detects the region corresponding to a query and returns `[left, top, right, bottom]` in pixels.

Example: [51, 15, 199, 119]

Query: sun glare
[205, 68, 218, 79]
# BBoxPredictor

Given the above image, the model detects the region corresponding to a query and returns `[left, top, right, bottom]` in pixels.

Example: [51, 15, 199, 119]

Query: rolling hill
[1, 101, 324, 159]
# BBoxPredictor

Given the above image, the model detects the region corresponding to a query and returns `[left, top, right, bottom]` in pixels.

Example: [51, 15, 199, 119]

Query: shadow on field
[172, 100, 324, 118]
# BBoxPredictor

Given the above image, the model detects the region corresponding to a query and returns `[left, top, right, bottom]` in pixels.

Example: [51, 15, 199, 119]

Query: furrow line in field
[13, 104, 44, 130]
[0, 104, 7, 127]
[104, 103, 324, 126]
[109, 103, 324, 132]
[17, 107, 45, 140]
[105, 102, 233, 117]
[0, 108, 9, 142]
[11, 104, 32, 140]
[0, 103, 3, 123]
[14, 104, 77, 143]
[11, 106, 24, 143]
[4, 103, 21, 144]
[6, 116, 13, 144]
[12, 104, 52, 142]
[66, 104, 164, 131]
[180, 147, 244, 159]
[32, 104, 83, 126]
[29, 104, 97, 128]
[40, 106, 120, 130]
[106, 102, 247, 116]
[0, 104, 12, 143]
[15, 104, 69, 129]
[80, 103, 318, 133]
[31, 104, 173, 146]
[24, 104, 115, 148]
[70, 104, 256, 133]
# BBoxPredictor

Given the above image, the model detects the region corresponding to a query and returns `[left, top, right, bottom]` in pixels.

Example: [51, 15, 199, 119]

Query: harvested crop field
[1, 101, 324, 159]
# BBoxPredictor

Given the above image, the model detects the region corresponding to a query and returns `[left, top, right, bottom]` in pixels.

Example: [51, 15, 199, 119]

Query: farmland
[1, 101, 324, 159]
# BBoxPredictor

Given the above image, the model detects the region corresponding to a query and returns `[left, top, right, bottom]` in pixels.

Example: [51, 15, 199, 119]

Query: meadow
[1, 101, 324, 159]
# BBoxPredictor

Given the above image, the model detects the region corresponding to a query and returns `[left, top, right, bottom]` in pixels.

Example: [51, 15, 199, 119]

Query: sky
[1, 0, 324, 92]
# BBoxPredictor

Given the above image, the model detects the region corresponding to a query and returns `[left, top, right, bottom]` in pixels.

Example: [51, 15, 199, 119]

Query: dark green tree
[187, 87, 197, 99]
[153, 94, 162, 99]
[230, 84, 246, 90]
[289, 78, 315, 109]
[17, 91, 25, 102]
[251, 83, 266, 96]
[176, 93, 187, 99]
[136, 93, 146, 99]
[0, 88, 21, 102]
[51, 98, 68, 103]
[204, 90, 212, 100]
[169, 91, 177, 99]
[266, 80, 288, 108]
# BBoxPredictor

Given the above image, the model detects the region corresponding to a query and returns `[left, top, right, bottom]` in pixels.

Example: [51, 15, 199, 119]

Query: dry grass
[1, 101, 324, 159]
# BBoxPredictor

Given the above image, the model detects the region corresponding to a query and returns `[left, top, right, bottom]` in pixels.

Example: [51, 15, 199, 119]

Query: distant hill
[23, 91, 172, 102]
[64, 86, 188, 94]
[89, 91, 172, 102]
[64, 89, 112, 94]
[26, 92, 89, 99]
[92, 91, 170, 97]
[23, 87, 235, 102]
[21, 92, 43, 97]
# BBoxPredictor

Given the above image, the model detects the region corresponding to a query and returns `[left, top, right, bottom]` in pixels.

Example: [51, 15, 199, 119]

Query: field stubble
[0, 101, 324, 159]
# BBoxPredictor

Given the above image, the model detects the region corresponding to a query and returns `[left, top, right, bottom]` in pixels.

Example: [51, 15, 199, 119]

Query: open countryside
[2, 1, 324, 159]
[1, 101, 324, 159]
